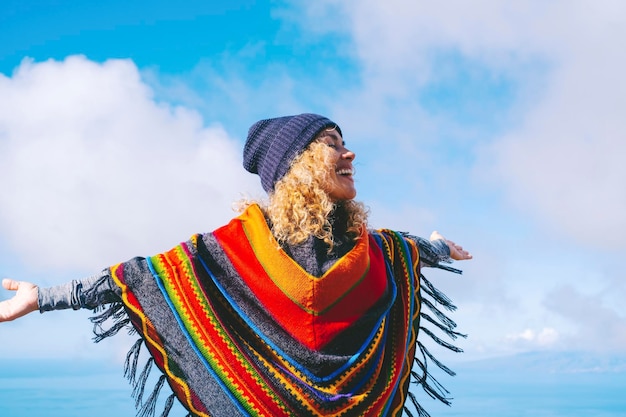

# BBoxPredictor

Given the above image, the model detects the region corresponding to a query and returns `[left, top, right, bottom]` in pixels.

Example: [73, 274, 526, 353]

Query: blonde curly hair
[240, 138, 368, 249]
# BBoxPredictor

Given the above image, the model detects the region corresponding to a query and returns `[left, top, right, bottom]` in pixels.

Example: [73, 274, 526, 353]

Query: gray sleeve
[38, 270, 122, 312]
[409, 235, 451, 266]
[402, 233, 463, 274]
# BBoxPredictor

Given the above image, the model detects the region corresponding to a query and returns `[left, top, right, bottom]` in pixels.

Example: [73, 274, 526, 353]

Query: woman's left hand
[430, 231, 473, 261]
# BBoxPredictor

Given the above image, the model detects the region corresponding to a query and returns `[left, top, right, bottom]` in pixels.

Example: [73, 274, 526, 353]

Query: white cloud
[544, 285, 626, 352]
[287, 1, 626, 359]
[0, 56, 262, 276]
[506, 327, 560, 348]
[484, 59, 626, 248]
[302, 0, 626, 250]
[291, 0, 626, 359]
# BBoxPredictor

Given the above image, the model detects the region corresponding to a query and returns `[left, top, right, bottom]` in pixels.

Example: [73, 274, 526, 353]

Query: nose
[342, 147, 355, 161]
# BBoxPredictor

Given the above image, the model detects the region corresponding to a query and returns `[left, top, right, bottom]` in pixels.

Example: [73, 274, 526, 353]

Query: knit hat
[243, 113, 341, 192]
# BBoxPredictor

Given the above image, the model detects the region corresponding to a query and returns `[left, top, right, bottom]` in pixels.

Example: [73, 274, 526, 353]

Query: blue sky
[1, 0, 625, 365]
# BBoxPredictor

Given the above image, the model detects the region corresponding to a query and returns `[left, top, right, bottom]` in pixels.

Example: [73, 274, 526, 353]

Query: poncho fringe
[91, 206, 464, 417]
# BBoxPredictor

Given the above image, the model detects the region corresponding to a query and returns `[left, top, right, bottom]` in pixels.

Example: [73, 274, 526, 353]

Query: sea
[0, 352, 624, 417]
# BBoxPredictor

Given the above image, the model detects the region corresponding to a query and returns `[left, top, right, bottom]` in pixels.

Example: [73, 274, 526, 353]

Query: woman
[0, 113, 471, 417]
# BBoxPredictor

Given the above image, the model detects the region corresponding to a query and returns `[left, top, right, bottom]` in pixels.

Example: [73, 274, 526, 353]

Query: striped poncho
[94, 204, 462, 417]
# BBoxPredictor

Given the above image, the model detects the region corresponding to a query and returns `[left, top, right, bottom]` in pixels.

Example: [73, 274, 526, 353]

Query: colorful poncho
[93, 204, 463, 417]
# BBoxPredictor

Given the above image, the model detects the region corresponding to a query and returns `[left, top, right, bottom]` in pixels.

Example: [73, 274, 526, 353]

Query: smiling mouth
[336, 168, 354, 176]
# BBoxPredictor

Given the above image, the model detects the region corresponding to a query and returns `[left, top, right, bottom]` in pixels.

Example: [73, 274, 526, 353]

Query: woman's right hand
[0, 279, 39, 322]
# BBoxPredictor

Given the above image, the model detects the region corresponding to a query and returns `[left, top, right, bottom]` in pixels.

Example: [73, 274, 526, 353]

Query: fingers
[2, 279, 19, 291]
[0, 280, 39, 322]
[453, 242, 466, 253]
[450, 243, 472, 260]
[444, 239, 472, 260]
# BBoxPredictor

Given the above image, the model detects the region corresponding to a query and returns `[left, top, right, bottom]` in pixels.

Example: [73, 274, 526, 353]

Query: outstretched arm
[430, 231, 472, 261]
[402, 230, 472, 271]
[0, 279, 39, 322]
[1, 272, 121, 322]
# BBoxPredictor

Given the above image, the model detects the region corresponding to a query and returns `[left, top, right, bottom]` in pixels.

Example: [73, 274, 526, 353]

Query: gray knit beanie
[243, 113, 341, 192]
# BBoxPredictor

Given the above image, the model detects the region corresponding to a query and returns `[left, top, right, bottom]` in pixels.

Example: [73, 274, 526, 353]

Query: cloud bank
[0, 56, 261, 275]
[304, 0, 626, 250]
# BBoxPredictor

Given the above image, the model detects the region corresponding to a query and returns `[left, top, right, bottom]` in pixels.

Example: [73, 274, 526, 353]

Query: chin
[328, 186, 357, 202]
[334, 194, 356, 202]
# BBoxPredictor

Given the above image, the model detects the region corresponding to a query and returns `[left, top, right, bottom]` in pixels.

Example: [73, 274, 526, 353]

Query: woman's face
[318, 128, 357, 201]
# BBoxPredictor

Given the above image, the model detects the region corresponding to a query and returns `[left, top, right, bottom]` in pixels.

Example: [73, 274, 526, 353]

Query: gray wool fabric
[243, 113, 341, 192]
